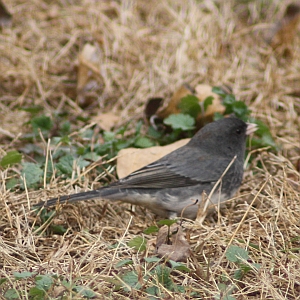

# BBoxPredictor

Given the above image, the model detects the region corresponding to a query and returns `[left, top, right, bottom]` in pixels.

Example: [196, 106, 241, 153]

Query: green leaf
[6, 178, 19, 190]
[13, 271, 36, 279]
[35, 275, 54, 291]
[116, 259, 133, 268]
[212, 86, 226, 97]
[134, 137, 155, 148]
[223, 94, 236, 106]
[31, 115, 53, 134]
[233, 269, 244, 280]
[169, 261, 191, 272]
[80, 128, 94, 139]
[249, 119, 276, 149]
[73, 286, 96, 298]
[163, 113, 195, 131]
[147, 126, 163, 140]
[178, 95, 201, 119]
[56, 155, 90, 176]
[60, 121, 71, 135]
[154, 265, 174, 290]
[50, 225, 67, 235]
[226, 245, 249, 263]
[213, 112, 224, 121]
[145, 285, 158, 296]
[4, 289, 19, 299]
[252, 263, 261, 270]
[121, 270, 140, 289]
[127, 236, 147, 251]
[0, 278, 7, 285]
[83, 152, 101, 162]
[231, 101, 251, 121]
[21, 162, 43, 188]
[103, 131, 116, 142]
[0, 151, 22, 168]
[28, 286, 45, 298]
[203, 96, 214, 111]
[143, 225, 159, 234]
[144, 257, 161, 263]
[157, 219, 177, 227]
[20, 105, 44, 114]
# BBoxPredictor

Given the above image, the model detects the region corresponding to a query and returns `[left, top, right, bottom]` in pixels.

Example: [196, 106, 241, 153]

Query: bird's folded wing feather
[109, 155, 233, 189]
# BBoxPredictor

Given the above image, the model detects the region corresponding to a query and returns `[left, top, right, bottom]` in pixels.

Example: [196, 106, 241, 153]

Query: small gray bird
[37, 117, 257, 219]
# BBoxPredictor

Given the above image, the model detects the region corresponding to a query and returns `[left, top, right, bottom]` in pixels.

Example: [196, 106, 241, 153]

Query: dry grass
[1, 0, 300, 299]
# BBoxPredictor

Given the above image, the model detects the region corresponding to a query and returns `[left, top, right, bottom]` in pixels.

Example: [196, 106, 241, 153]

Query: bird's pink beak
[246, 123, 258, 135]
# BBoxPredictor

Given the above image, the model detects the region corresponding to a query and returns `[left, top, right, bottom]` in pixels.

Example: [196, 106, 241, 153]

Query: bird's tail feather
[35, 190, 102, 208]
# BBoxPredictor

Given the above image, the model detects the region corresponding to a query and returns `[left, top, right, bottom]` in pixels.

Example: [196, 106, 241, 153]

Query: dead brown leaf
[195, 84, 225, 124]
[91, 112, 120, 131]
[116, 138, 189, 178]
[77, 43, 104, 106]
[153, 83, 225, 127]
[156, 224, 191, 262]
[156, 84, 194, 119]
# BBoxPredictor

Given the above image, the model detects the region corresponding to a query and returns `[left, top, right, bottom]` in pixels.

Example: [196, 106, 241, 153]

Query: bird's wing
[109, 155, 233, 189]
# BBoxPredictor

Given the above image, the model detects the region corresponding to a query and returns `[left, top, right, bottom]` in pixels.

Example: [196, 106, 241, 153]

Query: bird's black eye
[236, 128, 241, 134]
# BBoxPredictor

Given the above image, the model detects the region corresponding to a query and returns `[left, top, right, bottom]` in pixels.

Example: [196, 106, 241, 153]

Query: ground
[0, 0, 300, 299]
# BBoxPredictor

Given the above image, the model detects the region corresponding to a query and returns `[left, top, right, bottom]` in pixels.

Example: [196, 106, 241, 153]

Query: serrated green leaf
[157, 219, 177, 227]
[127, 236, 147, 251]
[226, 245, 249, 263]
[249, 119, 277, 149]
[116, 259, 133, 268]
[61, 279, 72, 289]
[232, 101, 251, 120]
[145, 285, 158, 296]
[13, 271, 36, 279]
[29, 286, 46, 298]
[223, 94, 236, 106]
[6, 178, 19, 190]
[21, 162, 43, 188]
[212, 86, 226, 97]
[178, 95, 201, 119]
[154, 265, 174, 290]
[56, 155, 89, 176]
[35, 275, 54, 291]
[31, 115, 53, 134]
[103, 131, 116, 142]
[0, 278, 7, 285]
[120, 270, 140, 289]
[60, 121, 71, 135]
[134, 136, 155, 148]
[144, 257, 162, 263]
[4, 288, 19, 299]
[0, 151, 22, 168]
[252, 263, 261, 270]
[143, 226, 159, 234]
[169, 261, 190, 272]
[58, 136, 71, 145]
[83, 152, 101, 162]
[163, 113, 195, 131]
[233, 269, 244, 280]
[73, 286, 95, 298]
[147, 126, 163, 139]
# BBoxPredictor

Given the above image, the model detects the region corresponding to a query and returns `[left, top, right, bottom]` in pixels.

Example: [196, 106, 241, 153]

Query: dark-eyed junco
[36, 117, 257, 219]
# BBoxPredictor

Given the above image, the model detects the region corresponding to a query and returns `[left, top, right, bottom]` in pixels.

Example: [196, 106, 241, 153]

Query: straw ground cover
[1, 0, 300, 299]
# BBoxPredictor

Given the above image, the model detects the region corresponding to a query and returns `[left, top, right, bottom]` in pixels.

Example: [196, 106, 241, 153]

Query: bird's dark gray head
[188, 118, 249, 158]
